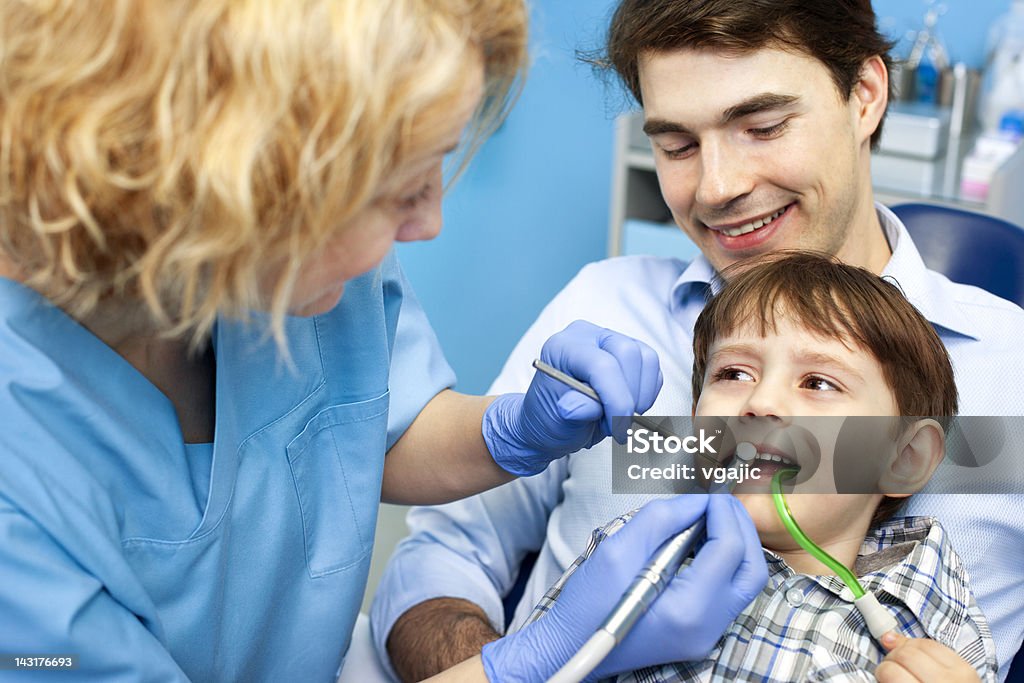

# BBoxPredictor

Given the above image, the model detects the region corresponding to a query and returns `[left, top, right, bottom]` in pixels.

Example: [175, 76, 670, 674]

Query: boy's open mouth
[741, 444, 799, 481]
[723, 430, 822, 490]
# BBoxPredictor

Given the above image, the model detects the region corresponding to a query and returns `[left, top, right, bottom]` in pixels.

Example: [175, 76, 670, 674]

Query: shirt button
[785, 587, 805, 607]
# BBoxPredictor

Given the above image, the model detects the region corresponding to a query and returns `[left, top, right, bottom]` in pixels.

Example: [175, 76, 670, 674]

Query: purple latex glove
[481, 495, 768, 682]
[483, 320, 662, 476]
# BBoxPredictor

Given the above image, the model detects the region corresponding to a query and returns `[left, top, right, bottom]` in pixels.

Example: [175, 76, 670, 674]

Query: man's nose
[694, 139, 754, 209]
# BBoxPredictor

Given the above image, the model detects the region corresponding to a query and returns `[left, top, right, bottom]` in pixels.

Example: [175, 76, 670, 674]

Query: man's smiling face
[639, 46, 890, 274]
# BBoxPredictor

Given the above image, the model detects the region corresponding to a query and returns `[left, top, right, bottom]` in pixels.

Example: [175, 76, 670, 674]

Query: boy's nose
[741, 381, 789, 419]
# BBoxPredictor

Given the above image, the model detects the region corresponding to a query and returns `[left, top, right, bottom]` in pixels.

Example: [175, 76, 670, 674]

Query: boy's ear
[878, 419, 945, 498]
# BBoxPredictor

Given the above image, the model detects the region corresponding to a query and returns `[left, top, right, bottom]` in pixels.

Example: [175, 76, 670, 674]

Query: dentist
[0, 1, 766, 680]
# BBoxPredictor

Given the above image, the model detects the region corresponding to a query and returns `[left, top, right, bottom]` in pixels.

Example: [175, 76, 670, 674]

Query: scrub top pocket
[286, 391, 390, 578]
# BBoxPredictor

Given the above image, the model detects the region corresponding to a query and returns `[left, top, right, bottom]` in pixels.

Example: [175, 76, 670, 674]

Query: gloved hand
[481, 495, 769, 682]
[483, 320, 662, 476]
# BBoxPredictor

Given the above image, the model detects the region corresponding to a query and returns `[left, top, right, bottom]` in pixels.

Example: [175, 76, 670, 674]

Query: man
[371, 1, 1024, 680]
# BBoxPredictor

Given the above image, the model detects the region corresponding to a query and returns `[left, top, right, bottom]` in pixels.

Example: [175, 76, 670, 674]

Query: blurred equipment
[878, 103, 951, 160]
[894, 1, 949, 105]
[960, 113, 1023, 202]
[979, 0, 1024, 134]
[961, 0, 1024, 203]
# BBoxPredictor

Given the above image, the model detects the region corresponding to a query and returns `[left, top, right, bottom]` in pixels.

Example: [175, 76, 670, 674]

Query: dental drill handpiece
[544, 438, 758, 683]
[596, 440, 757, 644]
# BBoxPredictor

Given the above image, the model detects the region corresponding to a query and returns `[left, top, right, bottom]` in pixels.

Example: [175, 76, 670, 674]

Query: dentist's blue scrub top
[0, 251, 455, 681]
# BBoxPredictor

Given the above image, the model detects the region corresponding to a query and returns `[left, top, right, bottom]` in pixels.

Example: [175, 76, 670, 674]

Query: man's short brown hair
[593, 0, 895, 147]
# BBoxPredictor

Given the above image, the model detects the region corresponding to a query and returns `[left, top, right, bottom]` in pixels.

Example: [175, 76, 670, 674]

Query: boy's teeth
[720, 207, 785, 237]
[754, 452, 796, 466]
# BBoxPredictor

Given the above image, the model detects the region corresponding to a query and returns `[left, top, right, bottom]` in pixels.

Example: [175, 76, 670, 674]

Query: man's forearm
[387, 598, 502, 683]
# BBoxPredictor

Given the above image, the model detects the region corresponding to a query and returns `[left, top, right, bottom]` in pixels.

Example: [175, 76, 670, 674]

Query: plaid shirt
[524, 515, 998, 682]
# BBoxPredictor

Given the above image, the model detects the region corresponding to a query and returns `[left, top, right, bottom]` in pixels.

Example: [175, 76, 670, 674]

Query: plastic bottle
[916, 60, 941, 104]
[901, 2, 949, 105]
[980, 0, 1024, 132]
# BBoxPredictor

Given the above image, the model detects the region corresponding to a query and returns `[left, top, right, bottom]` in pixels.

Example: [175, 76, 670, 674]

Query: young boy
[527, 251, 997, 682]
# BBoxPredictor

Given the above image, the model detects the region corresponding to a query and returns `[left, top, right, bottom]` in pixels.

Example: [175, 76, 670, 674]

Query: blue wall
[397, 1, 621, 393]
[879, 1, 1009, 68]
[397, 0, 1011, 394]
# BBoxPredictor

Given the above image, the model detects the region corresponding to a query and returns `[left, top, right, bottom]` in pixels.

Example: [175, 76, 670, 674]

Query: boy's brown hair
[691, 251, 958, 522]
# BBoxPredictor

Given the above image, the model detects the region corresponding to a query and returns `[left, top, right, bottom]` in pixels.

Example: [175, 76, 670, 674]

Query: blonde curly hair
[0, 0, 527, 345]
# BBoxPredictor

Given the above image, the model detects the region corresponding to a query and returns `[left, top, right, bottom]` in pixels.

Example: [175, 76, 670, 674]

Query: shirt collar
[666, 203, 978, 340]
[861, 516, 972, 632]
[668, 253, 716, 321]
[764, 516, 967, 632]
[876, 203, 978, 340]
[0, 276, 180, 427]
[761, 515, 935, 583]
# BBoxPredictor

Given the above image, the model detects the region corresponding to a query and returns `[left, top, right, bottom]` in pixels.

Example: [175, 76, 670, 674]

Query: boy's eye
[713, 367, 754, 382]
[801, 375, 839, 392]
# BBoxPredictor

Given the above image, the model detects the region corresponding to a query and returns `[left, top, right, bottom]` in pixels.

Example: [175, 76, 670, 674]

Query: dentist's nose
[396, 196, 442, 242]
[396, 167, 444, 243]
[695, 139, 754, 209]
